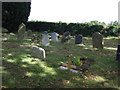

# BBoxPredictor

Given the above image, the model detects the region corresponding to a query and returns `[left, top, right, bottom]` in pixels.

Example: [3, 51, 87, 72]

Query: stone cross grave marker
[92, 32, 103, 49]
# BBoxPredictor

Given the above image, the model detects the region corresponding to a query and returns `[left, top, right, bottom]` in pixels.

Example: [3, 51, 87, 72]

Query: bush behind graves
[26, 20, 118, 37]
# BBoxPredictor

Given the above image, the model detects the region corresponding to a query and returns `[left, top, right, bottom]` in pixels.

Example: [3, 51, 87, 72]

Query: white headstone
[42, 33, 50, 46]
[51, 32, 59, 42]
[31, 46, 46, 59]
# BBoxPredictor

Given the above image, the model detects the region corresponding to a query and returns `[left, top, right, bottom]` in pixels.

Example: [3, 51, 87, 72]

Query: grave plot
[58, 56, 95, 73]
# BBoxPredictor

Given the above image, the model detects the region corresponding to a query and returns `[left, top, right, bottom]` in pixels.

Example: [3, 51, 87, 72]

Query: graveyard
[1, 2, 119, 89]
[2, 30, 119, 88]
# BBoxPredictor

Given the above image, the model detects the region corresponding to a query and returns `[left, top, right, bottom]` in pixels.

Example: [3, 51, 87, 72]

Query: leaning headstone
[61, 31, 71, 43]
[31, 46, 46, 59]
[116, 44, 120, 61]
[42, 31, 50, 46]
[51, 32, 59, 42]
[17, 23, 26, 41]
[92, 32, 103, 49]
[75, 34, 83, 44]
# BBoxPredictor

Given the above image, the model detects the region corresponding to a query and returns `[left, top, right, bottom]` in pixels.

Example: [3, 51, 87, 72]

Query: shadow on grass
[3, 59, 111, 88]
[2, 36, 119, 88]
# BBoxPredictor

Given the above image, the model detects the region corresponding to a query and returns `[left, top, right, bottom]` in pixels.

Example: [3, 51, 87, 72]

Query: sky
[28, 0, 119, 24]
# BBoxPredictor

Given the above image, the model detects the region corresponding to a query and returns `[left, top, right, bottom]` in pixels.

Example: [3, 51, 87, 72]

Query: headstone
[116, 44, 120, 61]
[17, 23, 26, 41]
[2, 27, 9, 33]
[51, 32, 59, 42]
[61, 31, 70, 43]
[27, 30, 32, 37]
[92, 32, 103, 49]
[1, 28, 9, 40]
[31, 46, 46, 59]
[42, 31, 50, 46]
[75, 34, 83, 44]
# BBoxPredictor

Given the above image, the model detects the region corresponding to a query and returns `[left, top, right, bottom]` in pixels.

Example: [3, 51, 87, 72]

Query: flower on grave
[72, 56, 83, 66]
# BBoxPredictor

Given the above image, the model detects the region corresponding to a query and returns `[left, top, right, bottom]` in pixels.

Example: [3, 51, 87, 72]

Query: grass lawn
[1, 33, 119, 88]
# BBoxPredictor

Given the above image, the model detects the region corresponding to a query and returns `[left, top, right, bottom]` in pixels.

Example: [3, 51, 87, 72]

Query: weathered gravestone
[75, 34, 83, 44]
[92, 32, 103, 49]
[17, 23, 26, 41]
[27, 30, 32, 37]
[1, 27, 9, 40]
[51, 32, 59, 42]
[2, 27, 9, 33]
[42, 31, 50, 46]
[116, 44, 120, 61]
[31, 46, 46, 59]
[61, 31, 71, 43]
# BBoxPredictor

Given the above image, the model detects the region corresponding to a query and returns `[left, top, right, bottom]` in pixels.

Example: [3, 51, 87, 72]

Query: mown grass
[1, 33, 119, 88]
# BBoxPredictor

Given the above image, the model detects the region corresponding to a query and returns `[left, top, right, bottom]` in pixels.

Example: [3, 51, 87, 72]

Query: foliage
[71, 56, 83, 66]
[26, 20, 118, 37]
[2, 2, 31, 32]
[2, 32, 118, 88]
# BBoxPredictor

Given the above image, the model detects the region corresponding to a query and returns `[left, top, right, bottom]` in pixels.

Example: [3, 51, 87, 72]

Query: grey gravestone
[27, 30, 32, 37]
[17, 23, 26, 41]
[31, 46, 46, 59]
[61, 31, 70, 43]
[116, 44, 120, 61]
[51, 32, 59, 42]
[2, 27, 8, 33]
[92, 32, 103, 49]
[1, 28, 9, 40]
[42, 31, 50, 46]
[75, 34, 83, 44]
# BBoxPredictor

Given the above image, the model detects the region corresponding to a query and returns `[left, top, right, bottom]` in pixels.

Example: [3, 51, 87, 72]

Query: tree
[2, 2, 31, 32]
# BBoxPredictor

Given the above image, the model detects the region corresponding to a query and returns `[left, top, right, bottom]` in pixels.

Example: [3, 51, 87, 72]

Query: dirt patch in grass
[2, 42, 20, 48]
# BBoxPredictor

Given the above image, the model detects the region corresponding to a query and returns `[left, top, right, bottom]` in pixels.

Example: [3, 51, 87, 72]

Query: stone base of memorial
[58, 58, 95, 73]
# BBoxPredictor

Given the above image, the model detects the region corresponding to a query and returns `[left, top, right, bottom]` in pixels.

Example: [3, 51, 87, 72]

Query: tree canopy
[2, 2, 31, 32]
